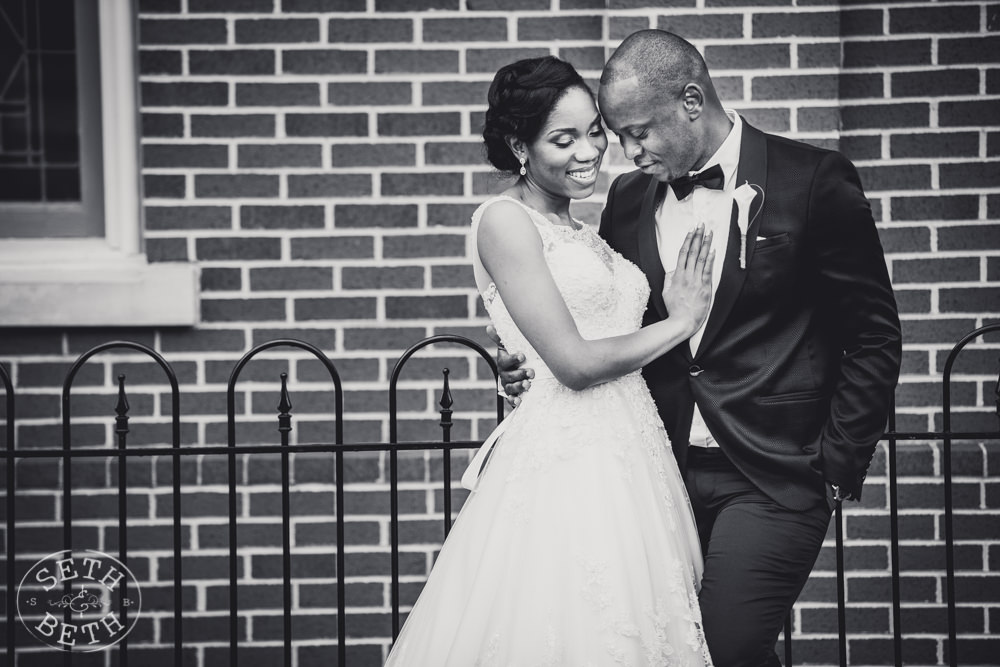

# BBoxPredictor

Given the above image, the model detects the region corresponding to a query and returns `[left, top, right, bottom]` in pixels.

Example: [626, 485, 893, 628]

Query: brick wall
[2, 0, 999, 665]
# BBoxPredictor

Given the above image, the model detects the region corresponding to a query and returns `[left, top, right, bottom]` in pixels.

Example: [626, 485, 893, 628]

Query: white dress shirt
[655, 110, 742, 447]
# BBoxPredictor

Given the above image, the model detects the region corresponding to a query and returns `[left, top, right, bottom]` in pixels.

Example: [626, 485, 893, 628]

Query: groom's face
[598, 77, 699, 183]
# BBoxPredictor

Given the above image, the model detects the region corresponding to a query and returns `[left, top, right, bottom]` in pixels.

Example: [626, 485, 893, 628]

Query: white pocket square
[756, 235, 768, 241]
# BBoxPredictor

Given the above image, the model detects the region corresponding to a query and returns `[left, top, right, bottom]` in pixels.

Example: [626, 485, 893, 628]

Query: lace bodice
[471, 195, 651, 380]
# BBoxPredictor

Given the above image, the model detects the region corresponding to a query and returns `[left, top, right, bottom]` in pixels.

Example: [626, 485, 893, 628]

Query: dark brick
[287, 174, 372, 198]
[753, 74, 837, 101]
[160, 329, 246, 352]
[422, 81, 491, 106]
[237, 144, 322, 168]
[142, 82, 228, 107]
[294, 297, 377, 320]
[383, 234, 465, 258]
[190, 0, 272, 10]
[143, 144, 228, 168]
[329, 81, 412, 106]
[940, 100, 1000, 128]
[376, 0, 456, 8]
[146, 205, 232, 230]
[189, 49, 275, 75]
[798, 42, 840, 69]
[331, 143, 415, 167]
[425, 141, 485, 165]
[891, 195, 979, 222]
[335, 204, 418, 228]
[658, 13, 743, 39]
[241, 205, 325, 230]
[857, 164, 930, 191]
[945, 35, 1000, 64]
[736, 107, 790, 133]
[141, 113, 184, 138]
[842, 103, 929, 130]
[466, 0, 547, 7]
[235, 19, 319, 43]
[940, 287, 1000, 313]
[844, 39, 931, 67]
[195, 174, 280, 198]
[285, 113, 367, 136]
[424, 18, 506, 42]
[752, 11, 838, 37]
[144, 174, 185, 198]
[378, 112, 461, 137]
[375, 49, 459, 74]
[705, 44, 789, 70]
[202, 298, 285, 322]
[328, 17, 412, 42]
[139, 0, 181, 11]
[893, 289, 930, 314]
[839, 135, 881, 161]
[941, 162, 1000, 190]
[838, 72, 883, 99]
[201, 267, 241, 291]
[381, 172, 463, 196]
[990, 131, 1000, 157]
[559, 46, 607, 71]
[518, 16, 601, 40]
[431, 264, 474, 288]
[466, 47, 549, 73]
[191, 114, 274, 137]
[0, 329, 63, 355]
[840, 8, 883, 36]
[196, 237, 282, 260]
[853, 638, 937, 664]
[794, 107, 837, 133]
[290, 236, 374, 259]
[899, 317, 979, 344]
[250, 267, 332, 291]
[139, 18, 227, 44]
[248, 327, 337, 350]
[146, 238, 194, 267]
[386, 295, 467, 319]
[893, 257, 980, 283]
[610, 16, 650, 40]
[342, 266, 424, 290]
[890, 6, 981, 33]
[282, 49, 367, 74]
[283, 0, 365, 10]
[428, 203, 477, 227]
[890, 131, 980, 159]
[892, 69, 980, 97]
[235, 83, 319, 106]
[139, 49, 182, 74]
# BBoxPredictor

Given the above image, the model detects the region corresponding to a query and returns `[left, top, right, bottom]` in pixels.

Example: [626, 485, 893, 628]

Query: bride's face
[522, 86, 608, 200]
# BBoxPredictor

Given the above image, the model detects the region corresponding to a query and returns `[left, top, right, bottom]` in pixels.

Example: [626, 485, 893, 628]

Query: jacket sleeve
[808, 151, 902, 499]
[598, 174, 623, 242]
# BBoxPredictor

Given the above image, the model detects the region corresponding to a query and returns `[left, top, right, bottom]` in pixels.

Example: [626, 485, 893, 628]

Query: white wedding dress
[384, 196, 713, 666]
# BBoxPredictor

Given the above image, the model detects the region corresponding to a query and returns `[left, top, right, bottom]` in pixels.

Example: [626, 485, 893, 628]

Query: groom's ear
[682, 84, 704, 119]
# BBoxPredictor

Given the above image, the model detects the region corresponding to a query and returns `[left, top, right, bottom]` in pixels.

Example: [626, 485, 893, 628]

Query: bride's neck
[508, 181, 573, 227]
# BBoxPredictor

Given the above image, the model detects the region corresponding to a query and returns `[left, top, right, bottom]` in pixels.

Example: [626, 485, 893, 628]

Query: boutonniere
[734, 181, 764, 269]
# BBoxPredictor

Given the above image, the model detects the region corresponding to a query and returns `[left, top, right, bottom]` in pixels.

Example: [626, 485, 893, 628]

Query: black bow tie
[669, 163, 725, 200]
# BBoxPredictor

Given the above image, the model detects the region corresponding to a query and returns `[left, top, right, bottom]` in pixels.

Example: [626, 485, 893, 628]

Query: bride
[384, 56, 715, 666]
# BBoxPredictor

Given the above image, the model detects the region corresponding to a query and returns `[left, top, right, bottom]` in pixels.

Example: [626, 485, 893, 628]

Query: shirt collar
[689, 110, 742, 191]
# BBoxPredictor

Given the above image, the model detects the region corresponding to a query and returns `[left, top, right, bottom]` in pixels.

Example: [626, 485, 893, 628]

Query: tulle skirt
[384, 373, 713, 666]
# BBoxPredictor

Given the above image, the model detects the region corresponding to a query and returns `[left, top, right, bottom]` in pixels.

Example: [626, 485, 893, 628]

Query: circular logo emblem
[17, 549, 142, 652]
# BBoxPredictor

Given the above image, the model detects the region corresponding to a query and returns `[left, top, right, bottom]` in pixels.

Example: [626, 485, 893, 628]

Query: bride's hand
[662, 225, 715, 337]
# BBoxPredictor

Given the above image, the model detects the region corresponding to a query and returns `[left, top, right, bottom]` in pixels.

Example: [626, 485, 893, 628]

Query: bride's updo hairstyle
[483, 56, 590, 175]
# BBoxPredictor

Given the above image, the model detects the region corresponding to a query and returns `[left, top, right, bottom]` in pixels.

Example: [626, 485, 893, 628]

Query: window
[0, 0, 198, 327]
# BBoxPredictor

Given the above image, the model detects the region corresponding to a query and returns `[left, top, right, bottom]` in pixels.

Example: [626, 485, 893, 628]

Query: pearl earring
[518, 156, 526, 176]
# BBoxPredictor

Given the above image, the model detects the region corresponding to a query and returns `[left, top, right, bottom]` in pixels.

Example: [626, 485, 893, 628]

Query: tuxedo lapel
[637, 178, 668, 320]
[695, 120, 768, 357]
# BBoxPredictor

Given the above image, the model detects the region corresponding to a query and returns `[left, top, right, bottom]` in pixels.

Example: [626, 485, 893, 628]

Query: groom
[499, 30, 902, 667]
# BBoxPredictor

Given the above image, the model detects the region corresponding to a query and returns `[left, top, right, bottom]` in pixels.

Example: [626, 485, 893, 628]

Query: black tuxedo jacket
[599, 119, 902, 511]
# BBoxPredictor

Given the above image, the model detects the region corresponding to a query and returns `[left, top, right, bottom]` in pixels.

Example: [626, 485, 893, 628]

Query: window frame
[0, 0, 198, 327]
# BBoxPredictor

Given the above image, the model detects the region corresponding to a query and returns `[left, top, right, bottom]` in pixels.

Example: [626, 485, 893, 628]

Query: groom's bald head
[601, 30, 714, 101]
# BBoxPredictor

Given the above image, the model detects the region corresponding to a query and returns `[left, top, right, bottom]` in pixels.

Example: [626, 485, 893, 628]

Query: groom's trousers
[685, 446, 833, 667]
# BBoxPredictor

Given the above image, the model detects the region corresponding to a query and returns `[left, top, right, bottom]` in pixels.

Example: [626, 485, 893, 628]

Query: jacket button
[689, 364, 704, 377]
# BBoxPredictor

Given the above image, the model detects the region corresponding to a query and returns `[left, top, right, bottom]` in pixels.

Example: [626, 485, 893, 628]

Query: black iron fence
[2, 325, 999, 667]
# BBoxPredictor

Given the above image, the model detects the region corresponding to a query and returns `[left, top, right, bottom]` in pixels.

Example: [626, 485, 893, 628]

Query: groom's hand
[487, 324, 533, 407]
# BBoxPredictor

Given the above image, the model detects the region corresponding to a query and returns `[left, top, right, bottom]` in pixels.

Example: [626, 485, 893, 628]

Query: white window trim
[0, 0, 199, 327]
